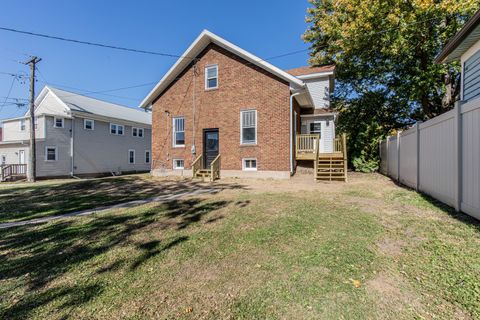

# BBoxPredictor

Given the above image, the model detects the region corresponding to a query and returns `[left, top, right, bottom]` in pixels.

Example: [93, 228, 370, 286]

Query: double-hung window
[110, 123, 124, 135]
[45, 146, 57, 161]
[145, 150, 151, 164]
[172, 117, 185, 147]
[84, 119, 94, 130]
[132, 127, 144, 137]
[240, 110, 257, 145]
[54, 117, 64, 128]
[1, 155, 6, 165]
[20, 119, 26, 131]
[205, 65, 218, 90]
[128, 150, 135, 164]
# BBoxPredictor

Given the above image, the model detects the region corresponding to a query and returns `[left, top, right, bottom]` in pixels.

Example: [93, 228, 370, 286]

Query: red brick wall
[151, 43, 292, 172]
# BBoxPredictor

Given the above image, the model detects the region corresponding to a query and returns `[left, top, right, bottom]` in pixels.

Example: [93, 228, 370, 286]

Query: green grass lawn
[0, 174, 237, 224]
[0, 174, 479, 319]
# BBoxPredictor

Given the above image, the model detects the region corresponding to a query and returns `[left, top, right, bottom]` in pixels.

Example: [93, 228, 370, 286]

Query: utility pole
[25, 56, 41, 182]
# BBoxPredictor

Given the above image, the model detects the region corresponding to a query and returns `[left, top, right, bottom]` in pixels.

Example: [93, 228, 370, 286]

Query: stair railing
[314, 137, 320, 181]
[192, 155, 202, 178]
[210, 154, 221, 182]
[342, 133, 348, 182]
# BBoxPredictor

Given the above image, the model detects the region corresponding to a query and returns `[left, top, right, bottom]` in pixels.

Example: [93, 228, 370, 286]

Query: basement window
[173, 159, 184, 170]
[205, 65, 218, 90]
[242, 158, 257, 171]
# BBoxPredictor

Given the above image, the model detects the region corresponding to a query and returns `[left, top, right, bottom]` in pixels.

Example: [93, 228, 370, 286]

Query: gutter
[290, 91, 302, 175]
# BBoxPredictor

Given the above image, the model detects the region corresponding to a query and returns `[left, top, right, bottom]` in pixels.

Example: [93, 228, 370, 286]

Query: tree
[303, 0, 479, 171]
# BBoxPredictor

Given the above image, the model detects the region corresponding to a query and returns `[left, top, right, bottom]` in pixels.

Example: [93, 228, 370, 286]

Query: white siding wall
[2, 116, 46, 141]
[304, 77, 331, 109]
[300, 115, 335, 152]
[380, 100, 480, 220]
[0, 145, 29, 165]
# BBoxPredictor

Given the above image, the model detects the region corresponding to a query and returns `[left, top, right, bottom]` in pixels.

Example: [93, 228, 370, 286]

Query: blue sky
[0, 0, 313, 121]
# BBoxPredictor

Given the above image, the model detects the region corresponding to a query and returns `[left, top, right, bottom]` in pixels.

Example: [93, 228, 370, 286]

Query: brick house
[140, 30, 346, 180]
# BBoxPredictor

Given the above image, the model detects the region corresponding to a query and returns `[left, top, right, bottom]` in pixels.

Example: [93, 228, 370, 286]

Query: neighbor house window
[145, 150, 151, 164]
[133, 127, 144, 137]
[240, 110, 257, 144]
[20, 119, 26, 131]
[110, 123, 124, 135]
[173, 159, 184, 170]
[1, 155, 6, 165]
[205, 65, 218, 89]
[172, 117, 185, 147]
[45, 146, 57, 161]
[128, 150, 135, 164]
[84, 119, 94, 130]
[243, 158, 257, 171]
[54, 117, 64, 128]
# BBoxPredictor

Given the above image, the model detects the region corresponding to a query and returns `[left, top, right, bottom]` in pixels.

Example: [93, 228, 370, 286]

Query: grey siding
[464, 49, 480, 101]
[36, 116, 72, 177]
[73, 117, 151, 175]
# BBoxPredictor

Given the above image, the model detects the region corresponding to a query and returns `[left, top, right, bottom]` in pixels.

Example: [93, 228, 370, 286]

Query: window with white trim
[243, 158, 257, 171]
[84, 119, 94, 130]
[128, 149, 135, 164]
[45, 146, 57, 161]
[145, 150, 151, 164]
[110, 123, 124, 135]
[132, 127, 144, 137]
[205, 65, 218, 89]
[20, 119, 26, 131]
[240, 110, 257, 144]
[172, 117, 185, 147]
[54, 117, 64, 128]
[173, 159, 184, 170]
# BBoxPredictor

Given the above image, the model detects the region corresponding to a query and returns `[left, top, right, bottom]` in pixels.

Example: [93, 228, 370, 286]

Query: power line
[0, 75, 19, 113]
[35, 67, 151, 102]
[0, 26, 192, 59]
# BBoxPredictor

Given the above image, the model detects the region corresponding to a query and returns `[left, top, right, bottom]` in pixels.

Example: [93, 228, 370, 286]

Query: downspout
[290, 92, 301, 175]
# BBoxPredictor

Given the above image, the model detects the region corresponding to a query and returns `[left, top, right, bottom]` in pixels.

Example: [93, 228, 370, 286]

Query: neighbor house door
[19, 150, 25, 164]
[203, 129, 219, 169]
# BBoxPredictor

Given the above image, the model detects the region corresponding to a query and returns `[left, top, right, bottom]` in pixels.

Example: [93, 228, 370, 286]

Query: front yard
[1, 174, 479, 319]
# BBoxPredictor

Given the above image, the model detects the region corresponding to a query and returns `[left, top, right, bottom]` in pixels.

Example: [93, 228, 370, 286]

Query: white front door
[19, 150, 25, 164]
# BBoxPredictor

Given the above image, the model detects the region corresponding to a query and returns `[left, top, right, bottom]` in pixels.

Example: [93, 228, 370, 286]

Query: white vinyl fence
[379, 100, 480, 220]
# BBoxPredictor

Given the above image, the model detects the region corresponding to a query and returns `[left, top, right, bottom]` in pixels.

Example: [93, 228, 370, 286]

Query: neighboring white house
[0, 86, 152, 179]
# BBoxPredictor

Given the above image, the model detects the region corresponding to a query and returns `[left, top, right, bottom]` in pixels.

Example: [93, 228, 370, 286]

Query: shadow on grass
[390, 179, 480, 232]
[0, 175, 246, 223]
[0, 193, 241, 319]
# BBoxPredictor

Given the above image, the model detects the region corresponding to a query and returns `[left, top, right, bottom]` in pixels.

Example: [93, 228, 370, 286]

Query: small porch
[295, 134, 348, 181]
[0, 164, 27, 182]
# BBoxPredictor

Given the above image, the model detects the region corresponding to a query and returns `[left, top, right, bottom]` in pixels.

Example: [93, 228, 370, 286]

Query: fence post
[386, 136, 390, 176]
[454, 102, 463, 212]
[415, 122, 421, 191]
[396, 131, 401, 182]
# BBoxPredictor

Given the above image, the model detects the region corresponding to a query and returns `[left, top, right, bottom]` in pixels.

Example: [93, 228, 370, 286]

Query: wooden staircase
[316, 155, 347, 181]
[314, 134, 348, 182]
[192, 154, 221, 181]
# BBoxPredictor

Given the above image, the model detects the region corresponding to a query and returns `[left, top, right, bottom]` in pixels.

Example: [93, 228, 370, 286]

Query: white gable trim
[27, 86, 71, 117]
[297, 71, 334, 80]
[139, 30, 305, 108]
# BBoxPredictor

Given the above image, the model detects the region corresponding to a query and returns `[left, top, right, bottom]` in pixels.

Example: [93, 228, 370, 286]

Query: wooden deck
[296, 134, 348, 182]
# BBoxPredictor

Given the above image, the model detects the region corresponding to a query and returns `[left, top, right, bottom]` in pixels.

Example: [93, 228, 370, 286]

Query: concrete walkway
[0, 188, 220, 230]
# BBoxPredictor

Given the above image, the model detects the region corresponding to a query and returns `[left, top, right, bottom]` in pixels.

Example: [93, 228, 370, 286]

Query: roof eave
[435, 10, 480, 64]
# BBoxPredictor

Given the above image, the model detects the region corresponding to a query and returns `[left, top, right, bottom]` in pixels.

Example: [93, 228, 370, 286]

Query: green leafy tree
[303, 0, 479, 171]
